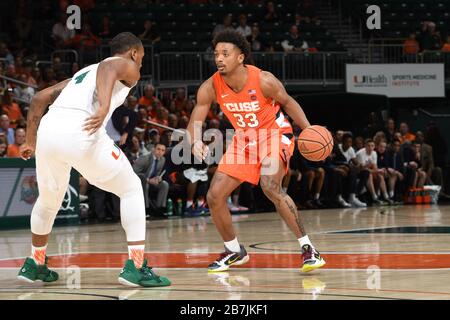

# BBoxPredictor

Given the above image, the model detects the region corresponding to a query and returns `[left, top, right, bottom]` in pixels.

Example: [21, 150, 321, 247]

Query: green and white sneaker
[17, 257, 59, 283]
[118, 258, 171, 287]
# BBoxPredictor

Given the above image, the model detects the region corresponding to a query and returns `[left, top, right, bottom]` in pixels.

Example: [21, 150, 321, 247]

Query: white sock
[224, 238, 241, 253]
[337, 194, 344, 202]
[31, 244, 47, 265]
[298, 235, 313, 248]
[349, 193, 356, 202]
[383, 192, 389, 200]
[197, 198, 204, 207]
[371, 193, 378, 200]
[128, 244, 145, 268]
[314, 193, 320, 200]
[389, 190, 394, 198]
[186, 200, 193, 208]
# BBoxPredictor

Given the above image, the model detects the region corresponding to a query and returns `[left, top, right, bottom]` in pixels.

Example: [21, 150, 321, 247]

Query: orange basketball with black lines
[298, 125, 334, 161]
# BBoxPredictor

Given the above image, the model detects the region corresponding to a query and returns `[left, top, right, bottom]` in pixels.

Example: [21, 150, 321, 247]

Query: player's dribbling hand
[192, 140, 209, 161]
[19, 143, 35, 161]
[83, 111, 108, 136]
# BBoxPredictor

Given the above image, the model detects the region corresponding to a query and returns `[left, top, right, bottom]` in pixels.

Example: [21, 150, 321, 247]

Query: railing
[154, 51, 355, 85]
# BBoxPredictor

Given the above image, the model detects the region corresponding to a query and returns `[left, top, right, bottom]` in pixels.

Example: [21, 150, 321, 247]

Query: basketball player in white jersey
[17, 33, 171, 287]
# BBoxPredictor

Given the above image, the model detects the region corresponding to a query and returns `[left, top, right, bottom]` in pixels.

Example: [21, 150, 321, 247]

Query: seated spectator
[213, 14, 234, 38]
[1, 91, 23, 129]
[7, 128, 26, 158]
[146, 128, 161, 151]
[150, 106, 169, 135]
[52, 13, 76, 48]
[385, 139, 406, 200]
[22, 59, 37, 87]
[441, 36, 450, 52]
[415, 131, 445, 191]
[356, 139, 391, 205]
[418, 21, 442, 51]
[0, 42, 15, 66]
[98, 15, 113, 39]
[264, 1, 279, 23]
[376, 141, 395, 203]
[0, 136, 7, 158]
[337, 133, 367, 207]
[399, 122, 416, 143]
[14, 74, 35, 110]
[354, 136, 364, 151]
[281, 25, 309, 52]
[65, 23, 101, 64]
[403, 140, 427, 189]
[299, 155, 326, 209]
[139, 19, 161, 45]
[236, 14, 251, 38]
[139, 84, 161, 116]
[373, 131, 386, 147]
[109, 95, 138, 148]
[0, 115, 15, 145]
[247, 24, 270, 52]
[133, 143, 169, 217]
[403, 32, 420, 57]
[170, 88, 188, 115]
[383, 118, 396, 143]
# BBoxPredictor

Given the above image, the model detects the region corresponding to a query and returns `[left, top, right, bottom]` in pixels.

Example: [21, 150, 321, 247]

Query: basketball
[297, 125, 334, 161]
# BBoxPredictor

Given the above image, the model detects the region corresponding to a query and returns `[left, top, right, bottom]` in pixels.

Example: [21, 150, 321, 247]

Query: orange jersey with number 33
[212, 65, 292, 134]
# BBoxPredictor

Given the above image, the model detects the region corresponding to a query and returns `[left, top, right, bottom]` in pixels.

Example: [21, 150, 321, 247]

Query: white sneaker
[349, 197, 367, 207]
[338, 198, 351, 208]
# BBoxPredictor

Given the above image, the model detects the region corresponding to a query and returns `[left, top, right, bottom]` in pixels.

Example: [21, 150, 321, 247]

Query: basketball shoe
[301, 244, 326, 273]
[208, 245, 250, 272]
[17, 257, 59, 283]
[118, 258, 171, 287]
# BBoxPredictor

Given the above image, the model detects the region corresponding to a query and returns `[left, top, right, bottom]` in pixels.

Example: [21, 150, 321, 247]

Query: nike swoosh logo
[221, 94, 229, 98]
[226, 256, 240, 265]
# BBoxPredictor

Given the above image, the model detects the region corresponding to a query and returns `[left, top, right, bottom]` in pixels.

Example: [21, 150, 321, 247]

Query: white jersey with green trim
[49, 57, 133, 129]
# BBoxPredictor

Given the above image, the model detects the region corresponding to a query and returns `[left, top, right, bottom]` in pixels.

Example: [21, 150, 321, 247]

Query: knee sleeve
[30, 192, 65, 235]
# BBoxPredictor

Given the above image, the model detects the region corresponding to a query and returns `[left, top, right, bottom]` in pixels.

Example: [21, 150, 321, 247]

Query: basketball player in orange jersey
[187, 30, 325, 273]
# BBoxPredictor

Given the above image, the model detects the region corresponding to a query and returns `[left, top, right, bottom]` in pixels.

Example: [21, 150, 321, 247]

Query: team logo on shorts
[20, 176, 38, 205]
[112, 144, 121, 160]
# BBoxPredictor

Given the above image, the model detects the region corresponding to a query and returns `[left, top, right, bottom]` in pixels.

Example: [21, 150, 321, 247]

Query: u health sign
[346, 64, 445, 97]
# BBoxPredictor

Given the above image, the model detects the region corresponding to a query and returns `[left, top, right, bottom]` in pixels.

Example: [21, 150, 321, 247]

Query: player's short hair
[110, 32, 143, 55]
[212, 29, 252, 64]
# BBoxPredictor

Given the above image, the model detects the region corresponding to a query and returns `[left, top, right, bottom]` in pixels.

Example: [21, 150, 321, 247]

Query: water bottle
[167, 198, 173, 216]
[176, 198, 183, 216]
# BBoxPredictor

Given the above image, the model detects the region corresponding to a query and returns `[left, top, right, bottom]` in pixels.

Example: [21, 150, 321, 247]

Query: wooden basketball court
[1, 205, 450, 300]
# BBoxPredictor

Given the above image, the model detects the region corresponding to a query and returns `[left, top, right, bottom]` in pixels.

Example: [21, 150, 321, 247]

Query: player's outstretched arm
[20, 79, 71, 160]
[83, 58, 140, 135]
[187, 78, 215, 160]
[260, 71, 310, 130]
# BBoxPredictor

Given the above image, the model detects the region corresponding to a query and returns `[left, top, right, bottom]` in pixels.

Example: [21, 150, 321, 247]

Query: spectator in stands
[415, 131, 445, 190]
[109, 95, 139, 149]
[6, 128, 26, 158]
[376, 141, 395, 203]
[418, 21, 442, 51]
[170, 88, 188, 115]
[399, 122, 416, 143]
[146, 128, 161, 151]
[0, 136, 7, 158]
[337, 133, 367, 207]
[299, 155, 326, 209]
[247, 24, 271, 52]
[139, 84, 161, 114]
[0, 42, 15, 66]
[403, 140, 428, 189]
[133, 143, 169, 217]
[383, 118, 396, 143]
[282, 25, 309, 52]
[14, 74, 35, 106]
[213, 14, 234, 38]
[32, 67, 43, 89]
[264, 1, 279, 23]
[354, 136, 364, 151]
[356, 139, 390, 205]
[0, 115, 15, 145]
[125, 135, 143, 164]
[373, 131, 386, 147]
[139, 19, 161, 45]
[22, 59, 37, 86]
[98, 15, 113, 39]
[441, 36, 450, 52]
[1, 90, 23, 129]
[403, 32, 420, 60]
[296, 0, 321, 25]
[385, 139, 405, 200]
[236, 14, 252, 38]
[52, 13, 76, 48]
[66, 23, 101, 63]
